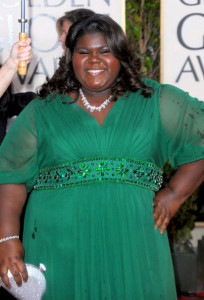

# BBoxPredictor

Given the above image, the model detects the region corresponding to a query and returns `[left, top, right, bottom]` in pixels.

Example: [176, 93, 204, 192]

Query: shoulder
[142, 77, 161, 90]
[141, 77, 187, 94]
[160, 83, 188, 96]
[141, 78, 161, 101]
[30, 93, 65, 109]
[141, 79, 203, 104]
[160, 84, 204, 106]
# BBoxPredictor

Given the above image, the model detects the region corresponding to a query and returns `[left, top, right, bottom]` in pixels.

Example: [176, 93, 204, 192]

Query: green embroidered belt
[34, 157, 163, 191]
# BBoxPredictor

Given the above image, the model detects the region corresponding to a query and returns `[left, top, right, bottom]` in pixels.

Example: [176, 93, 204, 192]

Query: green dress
[0, 79, 204, 300]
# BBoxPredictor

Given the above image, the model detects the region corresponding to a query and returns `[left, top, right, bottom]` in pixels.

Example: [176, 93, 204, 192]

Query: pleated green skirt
[23, 183, 177, 300]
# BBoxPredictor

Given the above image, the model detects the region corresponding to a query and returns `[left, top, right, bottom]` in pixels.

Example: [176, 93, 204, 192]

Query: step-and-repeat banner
[161, 0, 204, 100]
[0, 0, 125, 93]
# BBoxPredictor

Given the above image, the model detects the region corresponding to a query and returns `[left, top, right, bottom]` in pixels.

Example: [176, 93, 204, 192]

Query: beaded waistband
[34, 157, 163, 191]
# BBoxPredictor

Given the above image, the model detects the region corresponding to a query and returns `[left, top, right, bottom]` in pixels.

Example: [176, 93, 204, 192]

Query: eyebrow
[74, 46, 109, 50]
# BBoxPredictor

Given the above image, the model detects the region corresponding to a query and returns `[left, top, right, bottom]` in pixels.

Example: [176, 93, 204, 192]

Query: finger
[18, 45, 31, 55]
[154, 207, 166, 231]
[17, 49, 32, 64]
[18, 53, 32, 62]
[152, 197, 158, 206]
[0, 266, 11, 288]
[18, 40, 31, 48]
[12, 42, 22, 51]
[17, 261, 28, 283]
[9, 263, 22, 286]
[26, 38, 32, 45]
[152, 197, 159, 213]
[153, 204, 161, 221]
[160, 215, 170, 234]
[18, 41, 28, 48]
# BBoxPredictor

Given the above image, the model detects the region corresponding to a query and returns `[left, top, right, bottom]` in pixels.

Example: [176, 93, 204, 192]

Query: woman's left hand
[153, 159, 204, 234]
[153, 187, 183, 234]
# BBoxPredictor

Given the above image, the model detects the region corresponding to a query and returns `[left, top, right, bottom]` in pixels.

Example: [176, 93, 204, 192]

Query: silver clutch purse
[0, 263, 46, 300]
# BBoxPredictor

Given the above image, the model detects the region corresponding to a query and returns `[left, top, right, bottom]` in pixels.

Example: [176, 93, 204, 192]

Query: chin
[84, 83, 110, 91]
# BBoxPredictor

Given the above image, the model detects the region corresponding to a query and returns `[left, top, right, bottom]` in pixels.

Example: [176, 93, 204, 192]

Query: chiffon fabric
[0, 78, 204, 300]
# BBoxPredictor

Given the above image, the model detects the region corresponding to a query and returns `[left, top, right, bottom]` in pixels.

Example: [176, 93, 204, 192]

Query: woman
[0, 14, 204, 300]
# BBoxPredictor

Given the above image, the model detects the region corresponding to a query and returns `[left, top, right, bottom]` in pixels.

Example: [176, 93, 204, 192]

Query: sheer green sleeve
[159, 84, 204, 169]
[0, 101, 38, 192]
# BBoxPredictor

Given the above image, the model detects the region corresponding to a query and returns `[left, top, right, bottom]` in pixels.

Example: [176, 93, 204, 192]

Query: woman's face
[72, 33, 121, 94]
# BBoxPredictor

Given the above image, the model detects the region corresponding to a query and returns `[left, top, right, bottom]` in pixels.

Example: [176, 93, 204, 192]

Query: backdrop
[0, 0, 125, 93]
[161, 0, 204, 100]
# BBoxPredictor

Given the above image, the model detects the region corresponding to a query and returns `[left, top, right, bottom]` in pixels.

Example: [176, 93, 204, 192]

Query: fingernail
[154, 226, 157, 231]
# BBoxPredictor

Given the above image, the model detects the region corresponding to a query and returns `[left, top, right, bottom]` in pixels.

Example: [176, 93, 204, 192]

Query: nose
[59, 35, 63, 43]
[59, 33, 66, 50]
[59, 33, 65, 43]
[89, 51, 101, 63]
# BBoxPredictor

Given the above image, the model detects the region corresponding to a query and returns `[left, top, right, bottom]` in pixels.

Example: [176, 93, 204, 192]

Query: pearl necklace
[79, 88, 112, 113]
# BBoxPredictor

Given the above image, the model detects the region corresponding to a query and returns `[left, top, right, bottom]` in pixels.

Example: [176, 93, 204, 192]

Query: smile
[87, 69, 105, 76]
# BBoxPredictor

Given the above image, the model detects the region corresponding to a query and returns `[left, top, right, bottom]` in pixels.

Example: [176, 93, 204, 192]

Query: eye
[79, 50, 89, 55]
[100, 48, 111, 54]
[75, 49, 89, 55]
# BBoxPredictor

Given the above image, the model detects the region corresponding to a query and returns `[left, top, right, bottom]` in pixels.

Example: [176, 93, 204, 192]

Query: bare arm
[0, 184, 28, 287]
[153, 159, 204, 234]
[0, 38, 32, 97]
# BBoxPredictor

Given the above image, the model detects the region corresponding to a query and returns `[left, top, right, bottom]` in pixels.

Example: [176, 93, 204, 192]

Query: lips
[86, 69, 105, 76]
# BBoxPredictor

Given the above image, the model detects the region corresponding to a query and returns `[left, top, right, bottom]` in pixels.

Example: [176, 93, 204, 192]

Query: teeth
[87, 69, 104, 74]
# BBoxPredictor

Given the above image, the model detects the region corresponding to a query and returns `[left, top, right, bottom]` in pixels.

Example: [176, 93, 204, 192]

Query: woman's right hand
[0, 239, 28, 288]
[0, 184, 28, 287]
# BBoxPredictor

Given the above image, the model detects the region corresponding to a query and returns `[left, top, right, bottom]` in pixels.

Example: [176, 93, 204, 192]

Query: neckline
[65, 93, 125, 128]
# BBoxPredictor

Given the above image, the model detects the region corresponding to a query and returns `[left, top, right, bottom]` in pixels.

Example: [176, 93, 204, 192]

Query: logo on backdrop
[176, 0, 204, 83]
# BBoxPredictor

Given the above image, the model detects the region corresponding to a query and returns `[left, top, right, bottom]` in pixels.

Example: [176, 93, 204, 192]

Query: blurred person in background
[56, 8, 95, 52]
